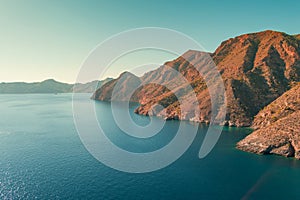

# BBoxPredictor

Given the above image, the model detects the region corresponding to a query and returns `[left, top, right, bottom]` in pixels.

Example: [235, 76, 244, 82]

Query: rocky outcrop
[237, 83, 300, 159]
[252, 83, 300, 129]
[237, 111, 300, 159]
[93, 30, 300, 126]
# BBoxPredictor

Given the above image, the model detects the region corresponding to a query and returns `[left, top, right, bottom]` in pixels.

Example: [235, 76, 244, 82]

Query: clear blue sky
[0, 0, 299, 83]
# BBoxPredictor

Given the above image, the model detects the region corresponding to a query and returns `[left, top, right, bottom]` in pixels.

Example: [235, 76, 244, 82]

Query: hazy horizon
[1, 0, 300, 83]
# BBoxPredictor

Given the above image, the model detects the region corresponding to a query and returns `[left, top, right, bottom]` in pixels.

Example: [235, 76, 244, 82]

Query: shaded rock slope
[93, 30, 300, 127]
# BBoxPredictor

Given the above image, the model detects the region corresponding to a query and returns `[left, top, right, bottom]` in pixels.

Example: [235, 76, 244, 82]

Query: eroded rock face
[237, 83, 300, 159]
[93, 30, 300, 127]
[252, 83, 300, 129]
[237, 111, 300, 159]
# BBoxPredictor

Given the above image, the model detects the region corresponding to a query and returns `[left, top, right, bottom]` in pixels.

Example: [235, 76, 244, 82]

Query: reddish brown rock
[93, 30, 300, 127]
[237, 110, 300, 159]
[237, 83, 300, 159]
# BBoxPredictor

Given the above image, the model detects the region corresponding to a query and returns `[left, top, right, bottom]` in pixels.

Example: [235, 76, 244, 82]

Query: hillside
[92, 30, 300, 126]
[237, 83, 300, 159]
[252, 83, 300, 129]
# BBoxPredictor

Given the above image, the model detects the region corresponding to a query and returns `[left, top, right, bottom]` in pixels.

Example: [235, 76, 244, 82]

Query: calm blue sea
[0, 94, 299, 199]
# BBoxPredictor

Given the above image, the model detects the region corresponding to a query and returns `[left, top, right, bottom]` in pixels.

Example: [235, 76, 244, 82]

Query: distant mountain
[0, 78, 112, 94]
[72, 78, 112, 93]
[0, 79, 72, 94]
[93, 30, 300, 127]
[237, 83, 300, 159]
[91, 72, 141, 101]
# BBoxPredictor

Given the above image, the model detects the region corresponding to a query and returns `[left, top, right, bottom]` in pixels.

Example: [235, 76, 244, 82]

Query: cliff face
[134, 50, 214, 122]
[237, 83, 300, 159]
[92, 30, 300, 126]
[252, 83, 300, 129]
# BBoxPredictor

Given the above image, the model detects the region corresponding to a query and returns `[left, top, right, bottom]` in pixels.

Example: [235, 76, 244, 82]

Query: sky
[0, 0, 299, 83]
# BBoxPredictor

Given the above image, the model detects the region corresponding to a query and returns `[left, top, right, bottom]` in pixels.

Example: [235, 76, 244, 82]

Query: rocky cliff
[237, 83, 300, 159]
[92, 30, 300, 126]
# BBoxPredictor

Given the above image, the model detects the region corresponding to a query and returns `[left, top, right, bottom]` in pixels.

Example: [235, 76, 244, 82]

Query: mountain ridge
[0, 78, 112, 94]
[93, 30, 300, 127]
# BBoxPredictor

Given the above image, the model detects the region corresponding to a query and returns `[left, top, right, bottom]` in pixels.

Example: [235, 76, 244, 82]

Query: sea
[0, 94, 299, 199]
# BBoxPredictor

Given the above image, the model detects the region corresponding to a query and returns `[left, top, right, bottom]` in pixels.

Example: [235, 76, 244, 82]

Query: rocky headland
[237, 83, 300, 159]
[92, 30, 300, 159]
